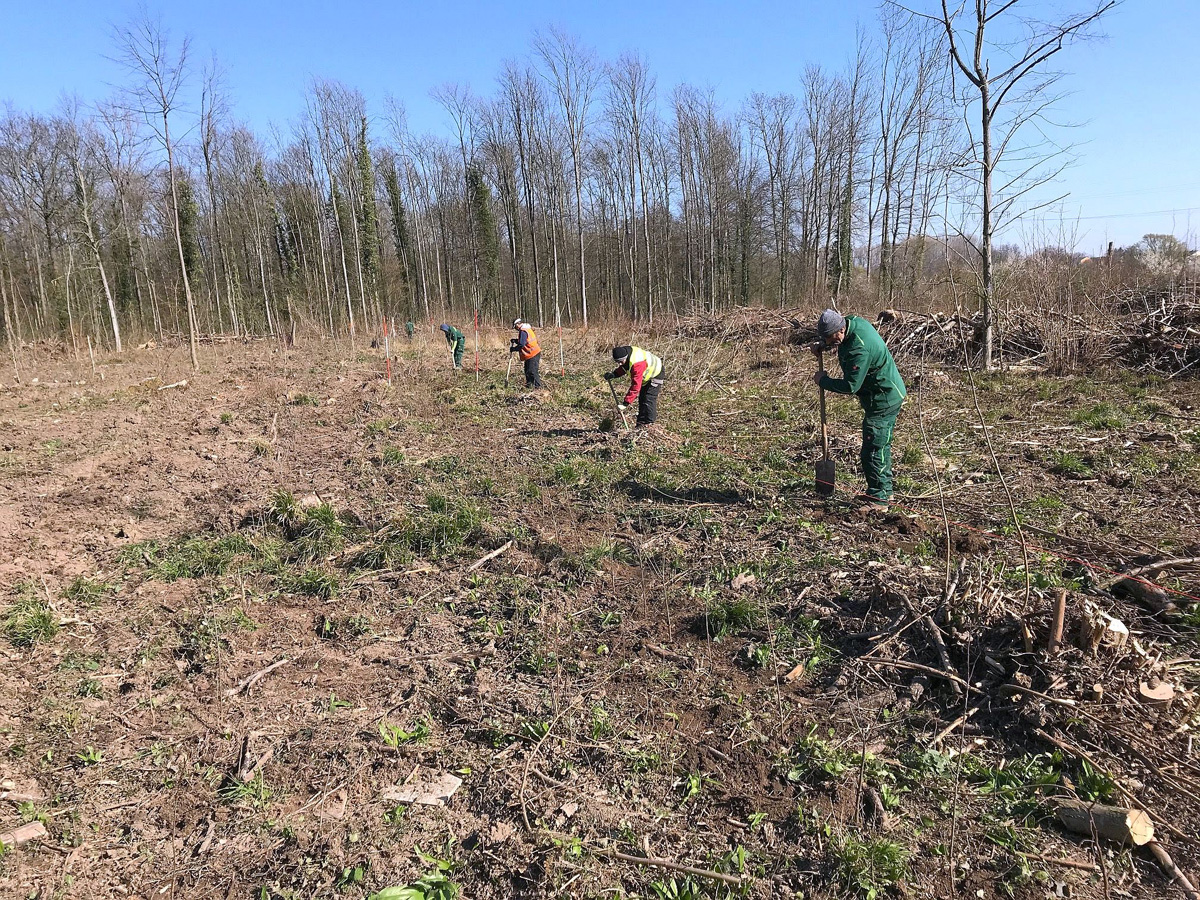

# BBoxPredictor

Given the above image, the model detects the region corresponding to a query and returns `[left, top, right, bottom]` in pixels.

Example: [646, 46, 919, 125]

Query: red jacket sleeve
[624, 360, 648, 405]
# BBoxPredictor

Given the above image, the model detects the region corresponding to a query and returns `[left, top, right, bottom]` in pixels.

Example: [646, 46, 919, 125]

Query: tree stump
[1056, 800, 1154, 846]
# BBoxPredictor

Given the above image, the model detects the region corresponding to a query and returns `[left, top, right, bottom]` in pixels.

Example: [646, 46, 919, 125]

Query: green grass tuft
[4, 582, 58, 649]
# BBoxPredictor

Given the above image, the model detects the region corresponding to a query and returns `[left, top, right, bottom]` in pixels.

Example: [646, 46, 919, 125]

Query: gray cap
[817, 308, 846, 338]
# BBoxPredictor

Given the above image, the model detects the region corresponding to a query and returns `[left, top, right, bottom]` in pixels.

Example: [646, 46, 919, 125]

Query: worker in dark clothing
[512, 318, 543, 388]
[811, 308, 907, 509]
[606, 345, 665, 427]
[440, 324, 465, 369]
[405, 320, 415, 341]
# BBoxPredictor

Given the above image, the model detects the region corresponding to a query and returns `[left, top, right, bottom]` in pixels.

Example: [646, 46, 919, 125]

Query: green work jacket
[819, 316, 906, 415]
[445, 326, 465, 346]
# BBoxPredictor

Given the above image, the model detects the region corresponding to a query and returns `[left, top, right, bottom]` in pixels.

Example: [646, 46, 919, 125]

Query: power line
[1065, 182, 1200, 202]
[1066, 206, 1200, 221]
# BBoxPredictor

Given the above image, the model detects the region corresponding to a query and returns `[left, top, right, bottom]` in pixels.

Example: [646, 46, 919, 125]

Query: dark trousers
[862, 402, 902, 500]
[636, 368, 664, 425]
[524, 352, 542, 388]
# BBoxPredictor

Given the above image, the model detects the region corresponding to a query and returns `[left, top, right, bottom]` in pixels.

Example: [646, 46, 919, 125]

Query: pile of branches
[1118, 296, 1200, 377]
[878, 295, 1200, 377]
[671, 305, 803, 341]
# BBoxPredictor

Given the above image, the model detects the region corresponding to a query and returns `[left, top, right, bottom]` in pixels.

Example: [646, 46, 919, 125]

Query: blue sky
[2, 0, 1197, 250]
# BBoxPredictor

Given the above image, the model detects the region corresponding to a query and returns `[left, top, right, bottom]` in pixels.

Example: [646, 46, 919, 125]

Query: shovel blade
[815, 458, 836, 496]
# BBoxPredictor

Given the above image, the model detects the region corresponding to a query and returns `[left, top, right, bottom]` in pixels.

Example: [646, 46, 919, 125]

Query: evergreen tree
[467, 165, 499, 310]
[383, 160, 413, 304]
[176, 176, 203, 283]
[356, 119, 380, 291]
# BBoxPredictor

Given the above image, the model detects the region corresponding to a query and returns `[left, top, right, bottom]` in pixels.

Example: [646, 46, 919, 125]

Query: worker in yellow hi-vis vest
[605, 345, 665, 427]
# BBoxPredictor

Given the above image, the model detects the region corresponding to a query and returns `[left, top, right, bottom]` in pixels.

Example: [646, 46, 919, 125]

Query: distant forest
[0, 3, 1185, 357]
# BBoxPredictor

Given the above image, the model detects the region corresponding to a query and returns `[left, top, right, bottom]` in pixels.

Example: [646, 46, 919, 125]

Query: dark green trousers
[861, 402, 902, 500]
[452, 339, 465, 369]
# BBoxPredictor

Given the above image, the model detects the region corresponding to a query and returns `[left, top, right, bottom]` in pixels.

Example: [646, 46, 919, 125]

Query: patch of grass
[365, 416, 397, 436]
[290, 502, 346, 561]
[4, 582, 58, 648]
[40, 438, 64, 456]
[122, 533, 281, 581]
[288, 393, 320, 407]
[702, 597, 757, 639]
[405, 494, 487, 559]
[1025, 495, 1063, 513]
[219, 412, 234, 426]
[76, 679, 103, 698]
[62, 576, 115, 607]
[833, 834, 910, 899]
[286, 568, 340, 599]
[381, 446, 406, 466]
[218, 773, 272, 807]
[962, 752, 1061, 817]
[1070, 402, 1126, 430]
[1049, 450, 1092, 477]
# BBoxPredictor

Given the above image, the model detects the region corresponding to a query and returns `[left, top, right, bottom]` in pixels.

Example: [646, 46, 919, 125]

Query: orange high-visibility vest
[518, 323, 541, 361]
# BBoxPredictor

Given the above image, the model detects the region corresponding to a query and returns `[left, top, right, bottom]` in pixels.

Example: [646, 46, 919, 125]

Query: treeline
[0, 9, 1175, 358]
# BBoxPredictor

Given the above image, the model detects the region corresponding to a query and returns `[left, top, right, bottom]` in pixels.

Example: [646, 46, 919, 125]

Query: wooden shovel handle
[817, 350, 829, 460]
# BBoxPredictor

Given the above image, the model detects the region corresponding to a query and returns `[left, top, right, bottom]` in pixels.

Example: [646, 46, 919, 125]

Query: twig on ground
[1146, 840, 1200, 900]
[903, 597, 963, 699]
[865, 656, 971, 690]
[225, 658, 289, 697]
[595, 847, 747, 888]
[929, 705, 983, 748]
[466, 540, 513, 572]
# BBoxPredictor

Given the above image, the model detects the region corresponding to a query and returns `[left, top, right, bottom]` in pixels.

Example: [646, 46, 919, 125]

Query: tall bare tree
[114, 15, 200, 369]
[910, 0, 1118, 369]
[535, 28, 600, 327]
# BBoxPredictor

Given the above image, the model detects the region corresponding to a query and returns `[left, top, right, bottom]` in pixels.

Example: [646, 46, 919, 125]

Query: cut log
[1056, 800, 1154, 846]
[1078, 601, 1128, 656]
[0, 821, 47, 849]
[1090, 683, 1104, 703]
[1111, 577, 1177, 615]
[1047, 589, 1068, 654]
[1138, 679, 1175, 710]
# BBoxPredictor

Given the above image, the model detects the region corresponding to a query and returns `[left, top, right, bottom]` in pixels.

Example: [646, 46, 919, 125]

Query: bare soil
[1, 331, 1198, 900]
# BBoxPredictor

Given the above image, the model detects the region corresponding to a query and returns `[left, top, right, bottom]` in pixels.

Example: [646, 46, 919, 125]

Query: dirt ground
[1, 327, 1198, 900]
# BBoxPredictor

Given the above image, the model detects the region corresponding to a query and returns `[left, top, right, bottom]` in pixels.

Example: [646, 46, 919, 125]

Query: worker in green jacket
[440, 324, 466, 369]
[812, 309, 907, 509]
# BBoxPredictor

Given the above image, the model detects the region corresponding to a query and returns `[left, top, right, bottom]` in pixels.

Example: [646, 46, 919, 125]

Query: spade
[815, 350, 836, 496]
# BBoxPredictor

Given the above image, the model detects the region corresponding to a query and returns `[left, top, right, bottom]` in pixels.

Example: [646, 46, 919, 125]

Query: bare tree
[62, 107, 123, 350]
[114, 14, 201, 369]
[535, 28, 600, 327]
[906, 0, 1118, 369]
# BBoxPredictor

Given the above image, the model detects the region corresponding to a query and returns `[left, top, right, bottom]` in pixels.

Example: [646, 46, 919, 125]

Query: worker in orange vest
[511, 318, 543, 388]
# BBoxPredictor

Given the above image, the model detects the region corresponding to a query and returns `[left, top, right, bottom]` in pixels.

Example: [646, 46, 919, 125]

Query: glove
[603, 372, 615, 381]
[617, 403, 629, 411]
